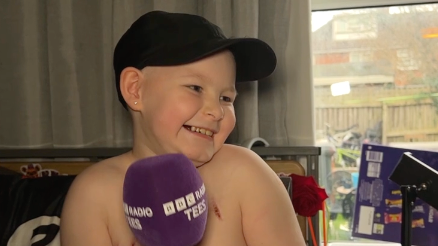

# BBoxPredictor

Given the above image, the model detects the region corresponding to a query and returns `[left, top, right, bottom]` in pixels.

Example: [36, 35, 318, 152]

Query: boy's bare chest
[196, 195, 247, 246]
[106, 176, 246, 246]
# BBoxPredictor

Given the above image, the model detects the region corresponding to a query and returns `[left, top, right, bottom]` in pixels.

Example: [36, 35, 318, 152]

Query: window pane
[312, 3, 438, 244]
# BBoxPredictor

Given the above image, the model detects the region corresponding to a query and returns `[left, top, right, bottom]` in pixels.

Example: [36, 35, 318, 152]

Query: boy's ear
[119, 67, 143, 111]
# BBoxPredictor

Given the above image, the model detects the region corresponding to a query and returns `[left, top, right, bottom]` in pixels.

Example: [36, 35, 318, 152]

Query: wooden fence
[314, 85, 438, 143]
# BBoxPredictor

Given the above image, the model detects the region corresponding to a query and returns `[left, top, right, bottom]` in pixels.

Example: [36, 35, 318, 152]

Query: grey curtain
[0, 0, 314, 148]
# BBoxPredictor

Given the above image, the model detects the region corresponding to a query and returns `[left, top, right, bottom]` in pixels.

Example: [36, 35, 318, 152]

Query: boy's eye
[220, 96, 233, 103]
[188, 85, 203, 92]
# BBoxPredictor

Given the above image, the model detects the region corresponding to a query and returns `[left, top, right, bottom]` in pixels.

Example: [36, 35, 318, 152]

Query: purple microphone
[123, 153, 208, 246]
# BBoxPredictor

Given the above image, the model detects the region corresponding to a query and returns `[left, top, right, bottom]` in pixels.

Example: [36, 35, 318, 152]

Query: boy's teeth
[188, 126, 214, 137]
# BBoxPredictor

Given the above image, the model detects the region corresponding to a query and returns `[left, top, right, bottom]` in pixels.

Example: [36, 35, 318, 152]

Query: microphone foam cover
[123, 153, 208, 246]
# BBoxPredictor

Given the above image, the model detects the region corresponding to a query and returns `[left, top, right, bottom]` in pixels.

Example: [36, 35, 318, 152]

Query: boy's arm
[60, 168, 113, 246]
[238, 148, 307, 246]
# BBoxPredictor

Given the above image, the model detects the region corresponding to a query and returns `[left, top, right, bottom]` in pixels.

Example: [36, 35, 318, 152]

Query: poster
[352, 143, 438, 246]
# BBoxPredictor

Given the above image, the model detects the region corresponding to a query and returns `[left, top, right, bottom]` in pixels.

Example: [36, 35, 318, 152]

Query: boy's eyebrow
[181, 73, 238, 95]
[226, 86, 238, 96]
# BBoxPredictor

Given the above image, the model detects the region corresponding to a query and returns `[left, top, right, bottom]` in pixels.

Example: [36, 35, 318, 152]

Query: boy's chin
[182, 151, 216, 167]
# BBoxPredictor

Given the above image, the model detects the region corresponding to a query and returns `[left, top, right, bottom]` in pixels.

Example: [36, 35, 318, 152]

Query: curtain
[0, 0, 314, 148]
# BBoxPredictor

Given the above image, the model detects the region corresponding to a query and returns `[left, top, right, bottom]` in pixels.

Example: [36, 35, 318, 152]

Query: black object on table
[389, 152, 438, 246]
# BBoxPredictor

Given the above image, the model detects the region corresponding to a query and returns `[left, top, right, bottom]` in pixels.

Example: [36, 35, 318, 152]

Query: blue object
[351, 172, 359, 188]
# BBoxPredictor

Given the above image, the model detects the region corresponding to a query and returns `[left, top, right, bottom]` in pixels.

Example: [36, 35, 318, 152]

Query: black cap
[113, 11, 277, 109]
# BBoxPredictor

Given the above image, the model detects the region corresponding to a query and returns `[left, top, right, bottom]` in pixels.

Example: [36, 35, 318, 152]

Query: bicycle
[325, 123, 362, 167]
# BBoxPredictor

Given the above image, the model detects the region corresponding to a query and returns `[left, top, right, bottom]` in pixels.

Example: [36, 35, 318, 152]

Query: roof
[312, 9, 438, 52]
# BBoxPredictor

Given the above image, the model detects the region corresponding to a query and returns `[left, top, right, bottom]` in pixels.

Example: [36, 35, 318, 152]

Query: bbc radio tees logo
[163, 183, 207, 221]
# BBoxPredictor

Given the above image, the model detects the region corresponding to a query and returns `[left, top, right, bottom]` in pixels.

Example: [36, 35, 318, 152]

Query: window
[332, 14, 378, 40]
[312, 2, 438, 245]
[350, 51, 374, 62]
[396, 49, 419, 70]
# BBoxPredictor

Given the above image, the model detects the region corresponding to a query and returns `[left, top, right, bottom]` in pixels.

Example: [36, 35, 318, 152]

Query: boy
[60, 11, 306, 246]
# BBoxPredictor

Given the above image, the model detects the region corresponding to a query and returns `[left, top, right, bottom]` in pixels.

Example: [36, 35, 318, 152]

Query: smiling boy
[60, 11, 306, 246]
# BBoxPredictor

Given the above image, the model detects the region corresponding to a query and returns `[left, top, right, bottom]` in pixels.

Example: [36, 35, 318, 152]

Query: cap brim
[143, 38, 277, 82]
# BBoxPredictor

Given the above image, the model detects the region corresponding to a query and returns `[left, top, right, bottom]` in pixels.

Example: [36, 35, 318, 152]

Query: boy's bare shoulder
[209, 144, 306, 246]
[60, 154, 133, 245]
[62, 154, 129, 215]
[211, 144, 274, 174]
[70, 155, 128, 192]
[203, 144, 280, 190]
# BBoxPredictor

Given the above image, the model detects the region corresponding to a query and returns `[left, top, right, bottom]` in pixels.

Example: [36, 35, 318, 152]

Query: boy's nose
[204, 101, 224, 121]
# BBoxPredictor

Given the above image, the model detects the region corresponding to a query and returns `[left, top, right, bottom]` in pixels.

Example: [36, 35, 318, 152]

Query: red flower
[289, 174, 328, 217]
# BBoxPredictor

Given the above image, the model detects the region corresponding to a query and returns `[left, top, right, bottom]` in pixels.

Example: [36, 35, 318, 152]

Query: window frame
[311, 0, 438, 11]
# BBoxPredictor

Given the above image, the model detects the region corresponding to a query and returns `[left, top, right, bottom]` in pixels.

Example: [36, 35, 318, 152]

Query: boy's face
[133, 50, 237, 166]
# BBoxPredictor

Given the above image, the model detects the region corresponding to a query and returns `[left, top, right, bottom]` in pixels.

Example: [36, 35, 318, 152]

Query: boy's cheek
[217, 120, 236, 143]
[223, 111, 237, 130]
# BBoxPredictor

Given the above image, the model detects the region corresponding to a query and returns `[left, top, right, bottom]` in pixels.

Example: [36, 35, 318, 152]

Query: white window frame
[311, 0, 438, 11]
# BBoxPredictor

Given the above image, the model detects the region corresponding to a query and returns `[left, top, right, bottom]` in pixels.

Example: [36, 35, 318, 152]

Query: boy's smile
[183, 125, 216, 139]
